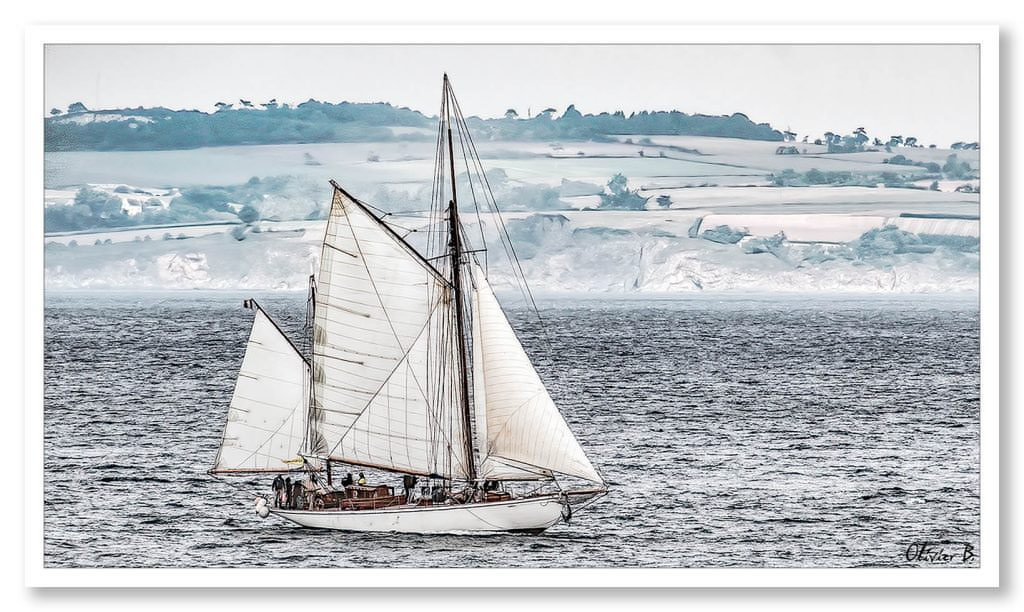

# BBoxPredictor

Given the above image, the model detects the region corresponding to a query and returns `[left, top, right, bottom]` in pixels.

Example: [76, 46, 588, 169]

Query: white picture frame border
[23, 23, 1000, 589]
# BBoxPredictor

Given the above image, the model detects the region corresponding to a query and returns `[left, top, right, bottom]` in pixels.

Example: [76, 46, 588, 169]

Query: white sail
[471, 296, 491, 476]
[471, 267, 604, 484]
[312, 186, 472, 480]
[212, 307, 310, 473]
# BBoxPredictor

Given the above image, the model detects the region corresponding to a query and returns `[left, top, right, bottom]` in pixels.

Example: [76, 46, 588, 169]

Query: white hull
[269, 492, 599, 534]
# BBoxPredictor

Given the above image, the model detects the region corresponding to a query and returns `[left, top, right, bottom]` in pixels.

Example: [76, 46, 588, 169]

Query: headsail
[470, 266, 604, 484]
[212, 306, 311, 474]
[311, 185, 473, 480]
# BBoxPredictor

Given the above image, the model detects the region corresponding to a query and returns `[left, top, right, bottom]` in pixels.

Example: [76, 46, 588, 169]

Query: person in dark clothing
[290, 480, 304, 509]
[341, 473, 353, 487]
[402, 474, 418, 499]
[272, 475, 286, 508]
[284, 477, 292, 508]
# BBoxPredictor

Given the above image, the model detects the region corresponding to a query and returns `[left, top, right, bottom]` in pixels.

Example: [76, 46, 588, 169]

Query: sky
[44, 44, 980, 146]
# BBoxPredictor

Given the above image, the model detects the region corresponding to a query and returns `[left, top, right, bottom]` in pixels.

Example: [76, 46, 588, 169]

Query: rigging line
[321, 311, 473, 480]
[357, 196, 397, 219]
[368, 214, 448, 235]
[450, 104, 531, 315]
[382, 209, 437, 216]
[385, 221, 446, 230]
[395, 227, 447, 235]
[340, 188, 451, 287]
[321, 299, 443, 461]
[447, 86, 497, 274]
[213, 310, 306, 472]
[248, 301, 312, 366]
[425, 85, 449, 477]
[221, 392, 308, 470]
[444, 297, 460, 478]
[429, 85, 449, 263]
[437, 221, 455, 479]
[446, 88, 498, 479]
[437, 303, 450, 480]
[425, 249, 486, 262]
[449, 92, 551, 348]
[408, 322, 471, 480]
[451, 102, 490, 258]
[397, 228, 439, 240]
[444, 77, 478, 482]
[481, 456, 554, 480]
[423, 257, 438, 475]
[451, 100, 530, 299]
[437, 82, 450, 476]
[320, 206, 441, 460]
[420, 80, 478, 481]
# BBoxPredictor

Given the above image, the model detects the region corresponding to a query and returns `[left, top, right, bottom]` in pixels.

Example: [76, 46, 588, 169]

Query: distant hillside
[44, 100, 784, 152]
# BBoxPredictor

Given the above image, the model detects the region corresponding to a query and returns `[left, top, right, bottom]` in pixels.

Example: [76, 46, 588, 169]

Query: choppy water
[43, 292, 980, 568]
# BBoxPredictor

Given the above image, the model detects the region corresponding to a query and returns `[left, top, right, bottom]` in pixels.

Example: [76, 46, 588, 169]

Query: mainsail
[470, 266, 604, 484]
[212, 306, 310, 474]
[311, 185, 473, 480]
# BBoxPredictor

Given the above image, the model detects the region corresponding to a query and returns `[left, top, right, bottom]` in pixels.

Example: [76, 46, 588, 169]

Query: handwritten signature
[904, 541, 977, 564]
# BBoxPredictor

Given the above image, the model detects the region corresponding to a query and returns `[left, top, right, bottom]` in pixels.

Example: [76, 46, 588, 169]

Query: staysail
[470, 266, 604, 484]
[211, 306, 311, 474]
[311, 185, 473, 480]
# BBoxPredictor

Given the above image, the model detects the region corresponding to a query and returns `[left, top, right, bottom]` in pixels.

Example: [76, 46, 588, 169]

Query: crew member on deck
[402, 474, 418, 499]
[303, 477, 320, 509]
[290, 479, 304, 509]
[272, 475, 286, 508]
[357, 472, 367, 486]
[341, 473, 353, 487]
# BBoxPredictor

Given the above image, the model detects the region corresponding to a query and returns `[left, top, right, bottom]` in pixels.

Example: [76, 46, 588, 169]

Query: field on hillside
[43, 134, 981, 293]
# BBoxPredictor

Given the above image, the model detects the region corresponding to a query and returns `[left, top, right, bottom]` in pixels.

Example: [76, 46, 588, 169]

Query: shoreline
[42, 287, 981, 303]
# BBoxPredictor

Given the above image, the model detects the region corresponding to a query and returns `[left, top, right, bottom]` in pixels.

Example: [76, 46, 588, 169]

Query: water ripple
[43, 292, 980, 568]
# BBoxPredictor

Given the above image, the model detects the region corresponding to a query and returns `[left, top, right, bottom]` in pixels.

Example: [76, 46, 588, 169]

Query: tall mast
[304, 273, 324, 478]
[443, 74, 477, 482]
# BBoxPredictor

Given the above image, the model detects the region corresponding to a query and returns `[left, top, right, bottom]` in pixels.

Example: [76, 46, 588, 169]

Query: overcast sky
[44, 44, 979, 146]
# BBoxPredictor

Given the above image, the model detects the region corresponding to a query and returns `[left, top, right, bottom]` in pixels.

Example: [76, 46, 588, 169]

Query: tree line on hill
[44, 99, 784, 151]
[777, 126, 979, 155]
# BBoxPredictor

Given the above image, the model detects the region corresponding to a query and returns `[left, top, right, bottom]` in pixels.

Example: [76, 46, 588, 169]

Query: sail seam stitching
[332, 202, 439, 468]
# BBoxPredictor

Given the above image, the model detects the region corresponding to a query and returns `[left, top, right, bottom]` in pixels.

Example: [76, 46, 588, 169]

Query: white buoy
[255, 497, 269, 518]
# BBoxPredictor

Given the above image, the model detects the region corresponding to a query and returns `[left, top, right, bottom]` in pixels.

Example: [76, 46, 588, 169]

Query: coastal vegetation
[45, 100, 784, 152]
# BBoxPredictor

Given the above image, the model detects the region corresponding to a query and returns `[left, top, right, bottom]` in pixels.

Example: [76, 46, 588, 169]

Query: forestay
[312, 186, 472, 480]
[470, 266, 604, 484]
[212, 307, 310, 473]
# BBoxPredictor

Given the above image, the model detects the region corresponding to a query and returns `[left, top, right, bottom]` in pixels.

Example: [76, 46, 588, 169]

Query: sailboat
[209, 75, 607, 534]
